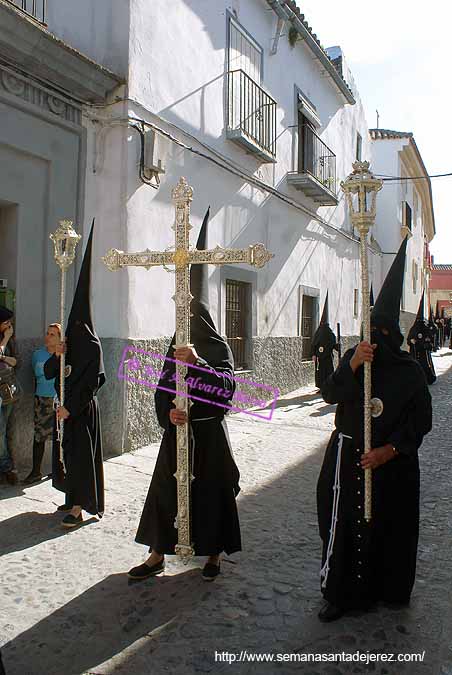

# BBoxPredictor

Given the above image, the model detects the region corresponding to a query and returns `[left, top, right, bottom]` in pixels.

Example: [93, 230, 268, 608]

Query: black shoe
[57, 504, 72, 512]
[202, 562, 221, 582]
[23, 471, 43, 485]
[382, 598, 410, 609]
[318, 602, 344, 623]
[25, 441, 45, 485]
[5, 471, 18, 486]
[128, 558, 165, 580]
[62, 513, 83, 528]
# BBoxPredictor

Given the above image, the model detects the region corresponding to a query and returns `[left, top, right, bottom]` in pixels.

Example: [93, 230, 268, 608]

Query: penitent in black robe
[311, 323, 338, 390]
[317, 347, 432, 610]
[44, 324, 105, 516]
[137, 207, 242, 557]
[430, 321, 439, 352]
[135, 347, 241, 556]
[407, 321, 436, 385]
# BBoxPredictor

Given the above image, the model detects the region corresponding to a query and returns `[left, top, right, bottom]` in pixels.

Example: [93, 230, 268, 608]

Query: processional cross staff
[102, 177, 273, 559]
[341, 161, 383, 522]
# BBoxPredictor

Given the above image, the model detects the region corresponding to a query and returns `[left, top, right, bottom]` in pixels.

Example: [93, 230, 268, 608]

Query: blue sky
[299, 0, 451, 262]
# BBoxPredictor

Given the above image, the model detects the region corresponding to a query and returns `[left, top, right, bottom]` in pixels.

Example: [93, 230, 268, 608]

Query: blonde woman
[23, 323, 61, 484]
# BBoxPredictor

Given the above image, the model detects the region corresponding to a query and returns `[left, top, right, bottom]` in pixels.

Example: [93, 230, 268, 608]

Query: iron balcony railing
[7, 0, 46, 23]
[228, 69, 277, 160]
[299, 124, 336, 193]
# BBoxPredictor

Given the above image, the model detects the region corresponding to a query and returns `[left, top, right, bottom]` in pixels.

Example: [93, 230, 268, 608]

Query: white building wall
[41, 0, 388, 342]
[110, 0, 380, 341]
[371, 136, 427, 316]
[45, 0, 130, 78]
[82, 113, 132, 339]
[371, 138, 401, 256]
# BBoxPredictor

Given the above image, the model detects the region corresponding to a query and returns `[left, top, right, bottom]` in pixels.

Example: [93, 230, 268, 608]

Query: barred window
[225, 279, 251, 370]
[300, 294, 315, 360]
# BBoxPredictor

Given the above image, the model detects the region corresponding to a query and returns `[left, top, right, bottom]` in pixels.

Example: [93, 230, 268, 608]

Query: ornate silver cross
[102, 177, 273, 560]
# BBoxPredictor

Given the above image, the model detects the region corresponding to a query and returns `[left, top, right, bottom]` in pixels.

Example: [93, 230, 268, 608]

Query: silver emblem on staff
[370, 397, 384, 418]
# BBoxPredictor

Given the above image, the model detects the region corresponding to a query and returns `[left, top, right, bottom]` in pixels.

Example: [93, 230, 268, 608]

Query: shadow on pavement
[0, 511, 98, 556]
[2, 569, 203, 675]
[309, 403, 336, 418]
[0, 483, 25, 502]
[2, 359, 451, 674]
[258, 390, 323, 412]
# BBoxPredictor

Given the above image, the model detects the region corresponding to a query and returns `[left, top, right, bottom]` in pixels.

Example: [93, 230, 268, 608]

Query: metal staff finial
[341, 161, 383, 522]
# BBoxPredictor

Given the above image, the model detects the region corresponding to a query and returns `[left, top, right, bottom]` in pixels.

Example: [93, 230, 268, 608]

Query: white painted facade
[370, 132, 435, 317]
[46, 0, 435, 349]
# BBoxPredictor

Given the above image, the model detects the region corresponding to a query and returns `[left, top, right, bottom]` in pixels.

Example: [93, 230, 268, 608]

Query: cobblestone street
[1, 352, 452, 675]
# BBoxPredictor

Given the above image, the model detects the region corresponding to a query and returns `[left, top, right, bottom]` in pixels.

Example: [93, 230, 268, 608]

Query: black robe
[436, 321, 444, 348]
[430, 322, 439, 352]
[135, 350, 241, 556]
[317, 348, 432, 609]
[44, 328, 105, 516]
[407, 321, 436, 385]
[311, 323, 338, 389]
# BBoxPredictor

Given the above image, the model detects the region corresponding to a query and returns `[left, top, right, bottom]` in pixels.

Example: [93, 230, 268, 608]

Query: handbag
[0, 363, 22, 406]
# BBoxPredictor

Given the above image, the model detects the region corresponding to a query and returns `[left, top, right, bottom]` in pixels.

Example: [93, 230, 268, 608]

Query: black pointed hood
[67, 219, 95, 333]
[66, 219, 105, 384]
[369, 284, 375, 308]
[408, 291, 428, 343]
[320, 292, 329, 325]
[190, 207, 210, 312]
[371, 236, 407, 339]
[311, 291, 336, 354]
[416, 292, 425, 321]
[189, 207, 234, 366]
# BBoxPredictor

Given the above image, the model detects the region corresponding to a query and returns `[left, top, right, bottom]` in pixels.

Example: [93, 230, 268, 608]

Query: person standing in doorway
[23, 323, 61, 484]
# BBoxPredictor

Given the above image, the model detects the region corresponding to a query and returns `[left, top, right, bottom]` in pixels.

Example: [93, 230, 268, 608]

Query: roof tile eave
[281, 0, 355, 103]
[369, 128, 413, 140]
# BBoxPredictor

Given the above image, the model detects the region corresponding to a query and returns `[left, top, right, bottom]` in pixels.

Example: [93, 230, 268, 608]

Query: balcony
[6, 0, 46, 23]
[227, 69, 277, 163]
[287, 125, 338, 205]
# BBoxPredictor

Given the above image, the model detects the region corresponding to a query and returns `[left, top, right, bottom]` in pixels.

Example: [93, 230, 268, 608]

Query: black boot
[23, 440, 46, 484]
[318, 602, 345, 623]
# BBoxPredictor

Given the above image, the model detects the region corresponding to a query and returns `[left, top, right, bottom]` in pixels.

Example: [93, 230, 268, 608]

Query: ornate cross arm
[188, 243, 273, 268]
[103, 243, 273, 272]
[102, 248, 175, 271]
